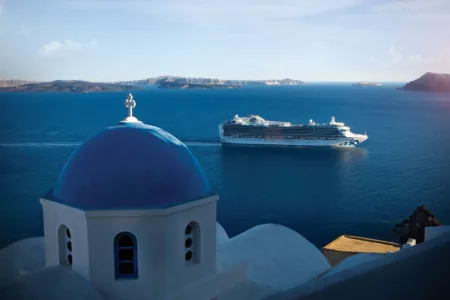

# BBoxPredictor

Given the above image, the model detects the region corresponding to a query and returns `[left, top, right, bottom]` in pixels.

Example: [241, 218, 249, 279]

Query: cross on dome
[121, 93, 141, 123]
[125, 94, 136, 117]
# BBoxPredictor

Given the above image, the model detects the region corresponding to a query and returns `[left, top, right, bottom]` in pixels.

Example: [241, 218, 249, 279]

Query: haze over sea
[1, 84, 450, 248]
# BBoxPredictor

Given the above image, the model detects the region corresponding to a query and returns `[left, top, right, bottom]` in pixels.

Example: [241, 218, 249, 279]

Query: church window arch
[58, 225, 72, 266]
[114, 232, 138, 279]
[185, 222, 200, 265]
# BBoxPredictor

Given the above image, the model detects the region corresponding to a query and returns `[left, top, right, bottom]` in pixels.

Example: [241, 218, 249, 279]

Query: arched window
[114, 232, 138, 279]
[184, 222, 200, 265]
[58, 225, 72, 266]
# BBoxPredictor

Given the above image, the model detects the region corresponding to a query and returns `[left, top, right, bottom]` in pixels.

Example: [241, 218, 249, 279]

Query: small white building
[37, 94, 249, 300]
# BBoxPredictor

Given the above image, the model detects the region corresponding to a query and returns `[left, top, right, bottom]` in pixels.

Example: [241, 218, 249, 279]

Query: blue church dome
[50, 122, 212, 210]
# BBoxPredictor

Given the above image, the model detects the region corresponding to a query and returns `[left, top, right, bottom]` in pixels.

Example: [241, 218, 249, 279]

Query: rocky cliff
[399, 72, 450, 93]
[0, 80, 143, 92]
[115, 76, 304, 86]
[0, 80, 40, 88]
[158, 81, 242, 89]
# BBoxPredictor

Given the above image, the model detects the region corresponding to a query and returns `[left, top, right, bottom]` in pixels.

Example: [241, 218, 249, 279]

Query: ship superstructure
[218, 115, 368, 147]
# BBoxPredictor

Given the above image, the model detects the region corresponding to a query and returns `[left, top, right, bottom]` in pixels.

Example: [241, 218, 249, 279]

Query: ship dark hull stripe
[222, 125, 343, 137]
[222, 136, 342, 140]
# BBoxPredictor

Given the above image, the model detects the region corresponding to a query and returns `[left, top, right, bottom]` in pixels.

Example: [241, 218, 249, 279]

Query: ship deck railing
[224, 123, 340, 128]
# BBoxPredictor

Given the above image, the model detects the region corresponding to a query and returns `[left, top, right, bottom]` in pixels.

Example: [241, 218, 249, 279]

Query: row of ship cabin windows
[225, 134, 343, 140]
[58, 222, 200, 279]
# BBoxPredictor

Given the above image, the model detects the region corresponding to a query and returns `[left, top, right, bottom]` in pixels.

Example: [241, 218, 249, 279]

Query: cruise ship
[218, 115, 368, 147]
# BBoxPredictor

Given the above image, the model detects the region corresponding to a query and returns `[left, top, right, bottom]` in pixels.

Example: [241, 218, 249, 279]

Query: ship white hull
[220, 137, 365, 147]
[218, 125, 368, 148]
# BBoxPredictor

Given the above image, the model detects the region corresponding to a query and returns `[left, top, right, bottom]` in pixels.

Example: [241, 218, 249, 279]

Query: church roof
[0, 266, 104, 300]
[217, 224, 331, 291]
[0, 237, 46, 286]
[48, 97, 211, 210]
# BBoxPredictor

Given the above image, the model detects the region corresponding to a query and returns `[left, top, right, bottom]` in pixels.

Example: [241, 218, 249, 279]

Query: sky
[0, 0, 449, 82]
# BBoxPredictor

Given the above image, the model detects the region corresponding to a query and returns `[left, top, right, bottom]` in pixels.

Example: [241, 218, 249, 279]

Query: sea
[1, 84, 450, 249]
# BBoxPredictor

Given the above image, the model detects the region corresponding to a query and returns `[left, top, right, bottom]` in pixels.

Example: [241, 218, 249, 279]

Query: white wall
[161, 201, 217, 297]
[216, 222, 229, 246]
[425, 226, 450, 242]
[84, 197, 218, 300]
[86, 214, 158, 299]
[265, 231, 450, 300]
[40, 199, 90, 280]
[41, 195, 229, 300]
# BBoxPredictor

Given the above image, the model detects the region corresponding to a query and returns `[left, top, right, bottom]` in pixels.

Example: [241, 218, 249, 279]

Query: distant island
[0, 76, 304, 92]
[159, 81, 242, 90]
[0, 80, 40, 88]
[0, 80, 143, 92]
[398, 72, 450, 93]
[353, 82, 382, 87]
[114, 76, 304, 87]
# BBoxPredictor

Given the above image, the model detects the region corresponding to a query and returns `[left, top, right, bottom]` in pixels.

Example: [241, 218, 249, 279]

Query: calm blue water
[1, 85, 450, 248]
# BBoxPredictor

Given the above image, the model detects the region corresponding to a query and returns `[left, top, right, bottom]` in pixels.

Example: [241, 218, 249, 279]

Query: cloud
[0, 3, 4, 16]
[408, 54, 437, 64]
[366, 0, 450, 25]
[39, 40, 81, 56]
[372, 0, 449, 13]
[67, 0, 450, 29]
[387, 46, 439, 65]
[65, 0, 450, 49]
[65, 0, 367, 42]
[68, 0, 365, 22]
[39, 39, 98, 56]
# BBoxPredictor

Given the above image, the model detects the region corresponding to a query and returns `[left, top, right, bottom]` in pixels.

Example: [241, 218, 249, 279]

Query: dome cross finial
[125, 93, 136, 118]
[120, 93, 141, 124]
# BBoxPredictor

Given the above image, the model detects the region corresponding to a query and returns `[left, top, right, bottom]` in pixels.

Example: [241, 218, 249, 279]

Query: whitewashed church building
[0, 94, 449, 300]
